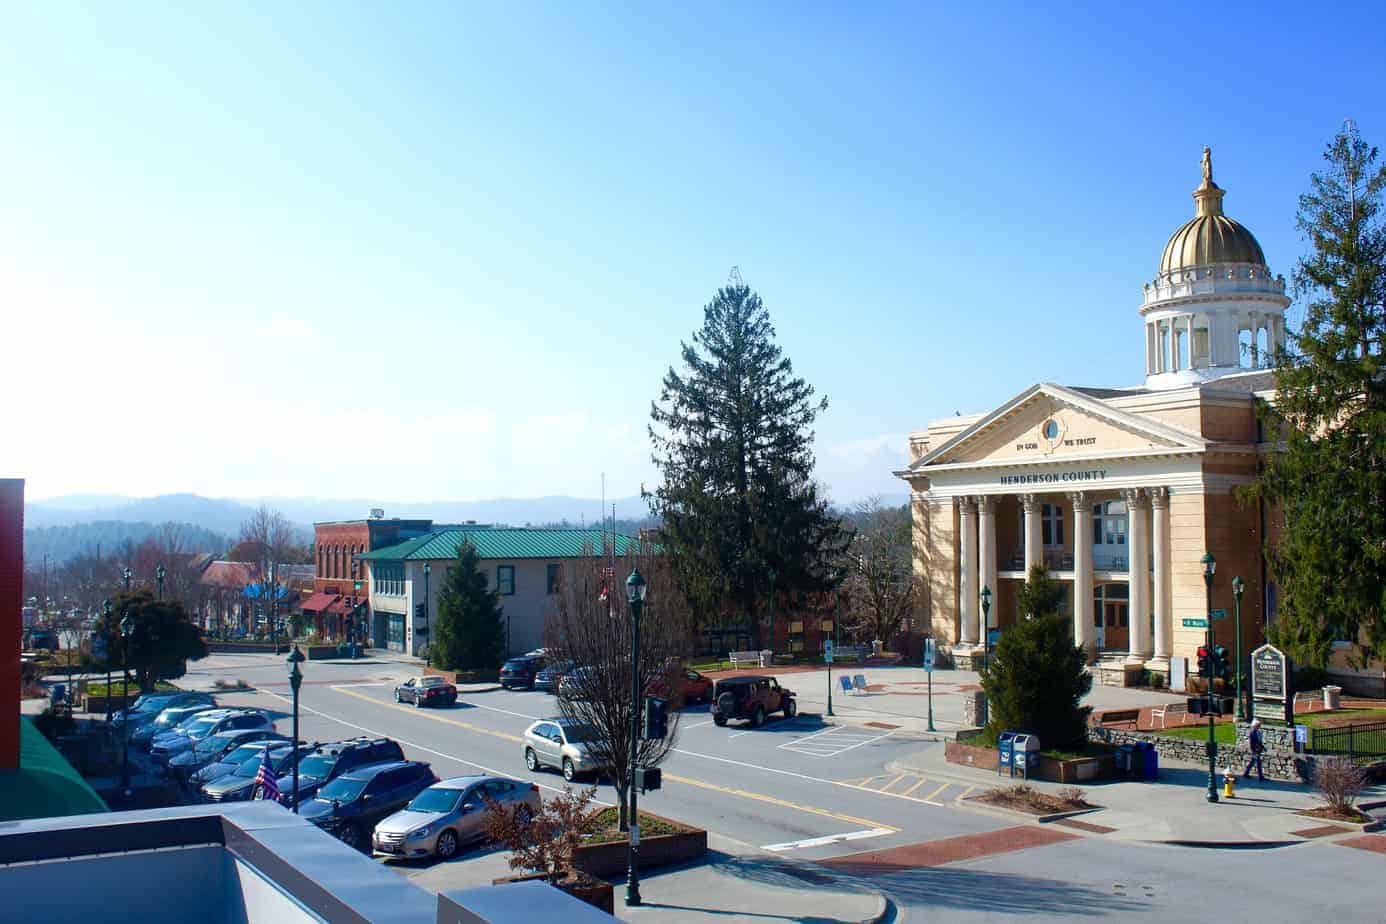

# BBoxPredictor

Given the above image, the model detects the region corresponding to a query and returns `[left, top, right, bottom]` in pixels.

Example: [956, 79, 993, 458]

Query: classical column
[1123, 488, 1151, 664]
[1068, 490, 1095, 662]
[957, 497, 978, 647]
[1150, 487, 1172, 668]
[977, 496, 997, 641]
[1021, 494, 1042, 574]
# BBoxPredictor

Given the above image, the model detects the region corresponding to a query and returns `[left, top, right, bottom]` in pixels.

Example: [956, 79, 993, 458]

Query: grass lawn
[1158, 722, 1238, 746]
[85, 680, 178, 698]
[1297, 708, 1386, 728]
[586, 808, 689, 844]
[687, 660, 726, 673]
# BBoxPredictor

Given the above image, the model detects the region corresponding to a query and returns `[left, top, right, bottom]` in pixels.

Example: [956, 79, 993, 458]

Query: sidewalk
[399, 835, 889, 923]
[885, 744, 1386, 844]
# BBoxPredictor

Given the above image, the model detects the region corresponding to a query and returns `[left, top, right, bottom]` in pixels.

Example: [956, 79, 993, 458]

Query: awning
[299, 593, 341, 614]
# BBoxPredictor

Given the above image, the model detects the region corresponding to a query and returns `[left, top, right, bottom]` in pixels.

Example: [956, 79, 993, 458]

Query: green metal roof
[358, 528, 645, 562]
[0, 718, 109, 822]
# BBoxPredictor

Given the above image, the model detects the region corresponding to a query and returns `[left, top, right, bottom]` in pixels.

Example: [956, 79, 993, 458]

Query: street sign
[1182, 618, 1209, 628]
[823, 640, 834, 664]
[1210, 608, 1228, 620]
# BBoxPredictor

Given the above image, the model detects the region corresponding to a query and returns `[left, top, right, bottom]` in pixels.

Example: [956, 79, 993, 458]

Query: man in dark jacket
[1243, 718, 1266, 782]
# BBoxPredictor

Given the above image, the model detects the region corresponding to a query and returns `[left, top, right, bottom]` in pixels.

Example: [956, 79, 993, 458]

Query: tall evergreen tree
[1015, 564, 1064, 620]
[102, 590, 208, 692]
[650, 274, 851, 648]
[1247, 124, 1386, 668]
[430, 543, 506, 670]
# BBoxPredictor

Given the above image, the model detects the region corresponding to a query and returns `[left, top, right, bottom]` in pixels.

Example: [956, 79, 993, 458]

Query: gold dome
[1158, 148, 1266, 274]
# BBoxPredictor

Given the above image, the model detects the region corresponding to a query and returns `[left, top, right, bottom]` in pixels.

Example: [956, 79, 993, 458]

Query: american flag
[254, 750, 281, 802]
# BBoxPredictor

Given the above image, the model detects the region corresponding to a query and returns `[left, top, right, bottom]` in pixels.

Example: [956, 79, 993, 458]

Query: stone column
[977, 496, 997, 639]
[1022, 493, 1042, 574]
[1068, 490, 1095, 662]
[957, 497, 978, 647]
[1150, 487, 1172, 669]
[1123, 488, 1151, 664]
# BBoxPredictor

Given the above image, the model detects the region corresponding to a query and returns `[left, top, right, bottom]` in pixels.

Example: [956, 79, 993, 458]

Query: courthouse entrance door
[1095, 583, 1129, 652]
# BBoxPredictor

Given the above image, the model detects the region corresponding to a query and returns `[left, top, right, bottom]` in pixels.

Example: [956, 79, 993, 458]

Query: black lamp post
[119, 612, 134, 796]
[268, 562, 278, 654]
[624, 567, 648, 908]
[826, 595, 836, 718]
[1232, 575, 1245, 721]
[980, 584, 993, 727]
[102, 599, 114, 723]
[122, 566, 132, 593]
[1201, 552, 1219, 803]
[288, 646, 305, 813]
[155, 563, 166, 600]
[422, 562, 431, 662]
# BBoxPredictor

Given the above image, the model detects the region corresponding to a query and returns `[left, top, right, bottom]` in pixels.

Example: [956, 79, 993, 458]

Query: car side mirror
[462, 802, 476, 813]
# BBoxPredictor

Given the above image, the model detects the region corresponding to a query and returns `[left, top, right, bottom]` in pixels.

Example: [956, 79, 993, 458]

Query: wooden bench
[1097, 708, 1141, 728]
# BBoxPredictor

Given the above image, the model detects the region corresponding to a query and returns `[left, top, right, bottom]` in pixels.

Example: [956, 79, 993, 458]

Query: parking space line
[875, 773, 907, 793]
[900, 776, 931, 798]
[956, 785, 976, 802]
[925, 782, 952, 803]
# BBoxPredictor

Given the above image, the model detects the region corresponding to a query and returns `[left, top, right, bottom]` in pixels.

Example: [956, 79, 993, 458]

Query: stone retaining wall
[1087, 724, 1308, 782]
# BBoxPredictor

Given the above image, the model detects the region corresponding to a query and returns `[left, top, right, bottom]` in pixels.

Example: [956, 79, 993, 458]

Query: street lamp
[102, 599, 114, 723]
[155, 563, 166, 600]
[288, 645, 305, 813]
[624, 567, 648, 908]
[980, 584, 993, 727]
[422, 562, 431, 663]
[119, 612, 134, 796]
[1201, 552, 1219, 804]
[1232, 575, 1245, 721]
[827, 595, 836, 718]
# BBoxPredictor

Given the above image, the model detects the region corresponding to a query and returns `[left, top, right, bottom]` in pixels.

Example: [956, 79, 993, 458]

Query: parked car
[711, 675, 797, 727]
[499, 655, 546, 690]
[151, 710, 274, 765]
[200, 742, 316, 803]
[522, 718, 603, 782]
[393, 676, 458, 707]
[300, 760, 438, 851]
[115, 691, 216, 727]
[650, 667, 713, 708]
[168, 728, 283, 783]
[188, 735, 292, 788]
[373, 775, 540, 860]
[130, 704, 219, 749]
[533, 660, 574, 694]
[557, 667, 598, 702]
[276, 737, 406, 806]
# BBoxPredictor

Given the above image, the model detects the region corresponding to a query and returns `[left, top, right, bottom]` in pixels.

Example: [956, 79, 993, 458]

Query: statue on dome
[1201, 146, 1212, 184]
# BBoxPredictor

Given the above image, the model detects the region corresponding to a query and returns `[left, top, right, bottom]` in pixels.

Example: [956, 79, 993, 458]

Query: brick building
[303, 515, 433, 642]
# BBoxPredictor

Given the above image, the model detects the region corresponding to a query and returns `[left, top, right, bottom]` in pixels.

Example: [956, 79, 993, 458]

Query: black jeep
[711, 675, 797, 727]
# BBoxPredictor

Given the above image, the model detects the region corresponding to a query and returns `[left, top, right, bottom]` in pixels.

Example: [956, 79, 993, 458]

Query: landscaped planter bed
[493, 871, 614, 914]
[425, 666, 499, 684]
[946, 739, 1118, 782]
[569, 810, 706, 877]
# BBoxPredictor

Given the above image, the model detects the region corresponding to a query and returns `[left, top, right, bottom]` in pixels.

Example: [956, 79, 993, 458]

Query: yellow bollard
[1222, 768, 1236, 799]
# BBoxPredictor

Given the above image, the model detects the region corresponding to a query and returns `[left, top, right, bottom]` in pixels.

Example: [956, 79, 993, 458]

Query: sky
[4, 2, 1385, 507]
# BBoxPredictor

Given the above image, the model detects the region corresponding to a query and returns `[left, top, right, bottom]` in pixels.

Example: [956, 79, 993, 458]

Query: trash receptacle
[998, 731, 1017, 777]
[1143, 743, 1159, 781]
[1323, 685, 1342, 710]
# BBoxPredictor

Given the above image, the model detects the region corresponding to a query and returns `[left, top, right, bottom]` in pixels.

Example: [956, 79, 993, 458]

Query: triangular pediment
[907, 383, 1205, 470]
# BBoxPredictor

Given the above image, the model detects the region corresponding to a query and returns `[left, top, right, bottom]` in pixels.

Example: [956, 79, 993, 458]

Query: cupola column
[957, 497, 978, 648]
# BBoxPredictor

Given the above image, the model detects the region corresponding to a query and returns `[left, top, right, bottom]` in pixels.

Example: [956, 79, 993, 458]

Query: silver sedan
[522, 718, 603, 782]
[371, 775, 540, 861]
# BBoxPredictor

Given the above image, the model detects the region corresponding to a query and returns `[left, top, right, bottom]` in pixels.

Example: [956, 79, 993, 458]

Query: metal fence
[1310, 720, 1386, 760]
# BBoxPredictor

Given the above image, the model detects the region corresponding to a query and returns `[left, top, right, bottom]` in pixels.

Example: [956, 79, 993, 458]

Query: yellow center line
[332, 686, 897, 833]
[899, 776, 931, 798]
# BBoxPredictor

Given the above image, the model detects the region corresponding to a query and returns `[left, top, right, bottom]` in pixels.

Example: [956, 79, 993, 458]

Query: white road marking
[778, 726, 892, 758]
[684, 719, 715, 729]
[761, 827, 894, 852]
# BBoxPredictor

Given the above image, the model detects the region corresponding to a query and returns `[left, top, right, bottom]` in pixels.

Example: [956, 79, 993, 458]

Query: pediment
[909, 384, 1204, 470]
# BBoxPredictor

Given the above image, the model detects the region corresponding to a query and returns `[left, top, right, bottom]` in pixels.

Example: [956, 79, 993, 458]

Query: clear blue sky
[4, 2, 1384, 505]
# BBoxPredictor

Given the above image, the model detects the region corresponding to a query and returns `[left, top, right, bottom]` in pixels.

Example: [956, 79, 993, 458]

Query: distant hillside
[234, 495, 653, 528]
[26, 493, 263, 536]
[23, 521, 233, 566]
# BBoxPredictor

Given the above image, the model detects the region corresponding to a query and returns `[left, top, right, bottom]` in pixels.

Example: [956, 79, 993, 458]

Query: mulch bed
[973, 786, 1095, 816]
[1295, 805, 1374, 824]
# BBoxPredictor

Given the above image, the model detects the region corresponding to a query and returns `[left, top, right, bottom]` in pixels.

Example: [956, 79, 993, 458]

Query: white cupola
[1141, 148, 1290, 389]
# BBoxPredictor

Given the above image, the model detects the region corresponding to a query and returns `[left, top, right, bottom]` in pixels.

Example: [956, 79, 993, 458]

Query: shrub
[483, 785, 600, 880]
[1295, 666, 1331, 693]
[1056, 786, 1088, 806]
[982, 613, 1092, 749]
[1313, 756, 1367, 814]
[1147, 671, 1165, 689]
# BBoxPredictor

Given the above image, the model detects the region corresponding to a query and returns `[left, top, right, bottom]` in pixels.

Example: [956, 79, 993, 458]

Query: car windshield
[133, 694, 173, 712]
[235, 756, 267, 778]
[561, 724, 599, 743]
[503, 660, 529, 670]
[317, 777, 367, 802]
[182, 718, 218, 737]
[296, 755, 337, 779]
[195, 734, 236, 756]
[223, 744, 267, 765]
[407, 787, 463, 813]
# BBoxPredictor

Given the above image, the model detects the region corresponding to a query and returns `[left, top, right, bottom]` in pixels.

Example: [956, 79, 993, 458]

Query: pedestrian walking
[1243, 718, 1266, 782]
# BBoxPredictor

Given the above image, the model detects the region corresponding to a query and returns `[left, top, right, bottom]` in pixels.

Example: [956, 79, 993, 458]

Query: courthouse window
[1092, 502, 1127, 545]
[1041, 504, 1064, 545]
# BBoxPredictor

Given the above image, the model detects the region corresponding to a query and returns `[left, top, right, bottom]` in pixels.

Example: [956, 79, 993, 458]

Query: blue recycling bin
[1115, 743, 1133, 774]
[997, 731, 1017, 776]
[1142, 742, 1159, 781]
[51, 684, 66, 707]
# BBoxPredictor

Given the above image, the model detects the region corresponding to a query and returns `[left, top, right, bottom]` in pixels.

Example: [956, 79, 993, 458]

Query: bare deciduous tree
[839, 497, 918, 647]
[545, 546, 692, 829]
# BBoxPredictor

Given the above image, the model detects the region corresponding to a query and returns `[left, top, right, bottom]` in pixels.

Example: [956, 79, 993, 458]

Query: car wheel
[562, 758, 576, 782]
[414, 696, 422, 708]
[337, 824, 365, 852]
[713, 714, 727, 727]
[784, 698, 797, 718]
[525, 748, 540, 772]
[435, 829, 459, 860]
[394, 690, 402, 703]
[752, 705, 765, 728]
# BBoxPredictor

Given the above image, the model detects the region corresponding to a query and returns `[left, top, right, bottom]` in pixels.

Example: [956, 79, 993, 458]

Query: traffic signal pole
[1204, 625, 1219, 803]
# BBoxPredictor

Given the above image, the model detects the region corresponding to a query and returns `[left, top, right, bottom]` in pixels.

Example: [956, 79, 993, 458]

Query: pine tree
[981, 614, 1092, 749]
[649, 275, 852, 648]
[1015, 564, 1064, 620]
[430, 543, 506, 670]
[1247, 124, 1386, 668]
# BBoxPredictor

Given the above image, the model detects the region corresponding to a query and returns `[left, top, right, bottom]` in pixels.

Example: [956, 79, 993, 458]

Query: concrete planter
[570, 820, 707, 877]
[425, 665, 499, 684]
[206, 641, 279, 653]
[303, 645, 341, 660]
[493, 872, 615, 914]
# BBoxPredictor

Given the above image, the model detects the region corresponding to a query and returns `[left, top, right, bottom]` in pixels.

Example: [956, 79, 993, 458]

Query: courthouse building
[898, 151, 1290, 681]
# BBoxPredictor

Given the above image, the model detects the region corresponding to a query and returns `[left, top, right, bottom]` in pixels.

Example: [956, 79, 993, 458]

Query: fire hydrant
[1222, 767, 1236, 799]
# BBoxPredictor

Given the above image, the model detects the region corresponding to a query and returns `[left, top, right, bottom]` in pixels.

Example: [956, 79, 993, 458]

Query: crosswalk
[776, 726, 892, 757]
[836, 771, 975, 807]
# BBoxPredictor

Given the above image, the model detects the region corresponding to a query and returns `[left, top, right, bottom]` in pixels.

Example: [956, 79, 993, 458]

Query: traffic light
[643, 697, 669, 740]
[1213, 645, 1231, 681]
[1196, 645, 1212, 679]
[1188, 695, 1235, 716]
[634, 766, 662, 793]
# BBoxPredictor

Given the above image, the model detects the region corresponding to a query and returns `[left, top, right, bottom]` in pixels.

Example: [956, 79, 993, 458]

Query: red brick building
[304, 515, 433, 641]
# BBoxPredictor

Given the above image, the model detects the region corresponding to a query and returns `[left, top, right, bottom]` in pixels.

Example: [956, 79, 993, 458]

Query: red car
[650, 667, 714, 708]
[394, 676, 458, 707]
